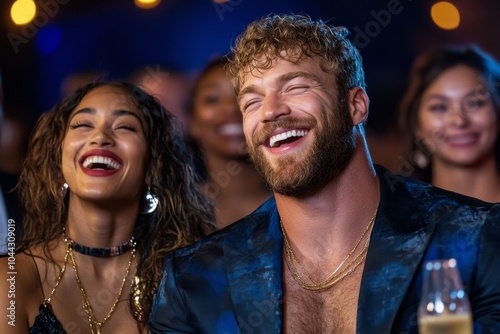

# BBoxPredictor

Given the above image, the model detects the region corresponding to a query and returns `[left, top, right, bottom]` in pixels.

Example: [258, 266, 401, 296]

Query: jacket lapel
[223, 199, 283, 333]
[357, 169, 437, 333]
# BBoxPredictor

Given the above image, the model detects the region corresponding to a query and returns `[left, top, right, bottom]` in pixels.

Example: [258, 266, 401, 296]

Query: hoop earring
[60, 182, 69, 197]
[411, 150, 430, 169]
[412, 138, 432, 169]
[141, 187, 158, 214]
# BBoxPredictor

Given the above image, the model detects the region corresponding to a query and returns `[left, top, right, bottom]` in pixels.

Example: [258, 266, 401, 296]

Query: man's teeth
[82, 156, 121, 169]
[269, 130, 308, 148]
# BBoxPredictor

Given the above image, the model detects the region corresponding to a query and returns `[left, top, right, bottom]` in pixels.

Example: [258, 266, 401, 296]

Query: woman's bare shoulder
[1, 249, 41, 287]
[0, 248, 45, 332]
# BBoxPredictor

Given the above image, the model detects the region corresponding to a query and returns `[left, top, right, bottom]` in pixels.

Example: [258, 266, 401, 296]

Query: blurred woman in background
[188, 58, 271, 228]
[399, 45, 500, 202]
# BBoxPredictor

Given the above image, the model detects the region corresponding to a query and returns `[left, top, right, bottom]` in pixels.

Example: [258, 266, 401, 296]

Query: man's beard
[248, 101, 356, 197]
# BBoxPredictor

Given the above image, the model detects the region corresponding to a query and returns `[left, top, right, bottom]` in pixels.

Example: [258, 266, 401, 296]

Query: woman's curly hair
[226, 13, 366, 112]
[18, 81, 215, 325]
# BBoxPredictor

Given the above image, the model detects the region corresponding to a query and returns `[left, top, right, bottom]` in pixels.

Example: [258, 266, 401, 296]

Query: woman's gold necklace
[68, 243, 136, 334]
[45, 248, 70, 305]
[280, 208, 378, 291]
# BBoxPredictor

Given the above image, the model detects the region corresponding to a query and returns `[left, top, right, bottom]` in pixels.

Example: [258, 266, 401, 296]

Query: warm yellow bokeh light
[135, 0, 161, 9]
[11, 0, 37, 25]
[431, 1, 460, 30]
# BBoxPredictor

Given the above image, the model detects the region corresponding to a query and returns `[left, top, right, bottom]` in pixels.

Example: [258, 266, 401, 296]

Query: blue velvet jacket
[149, 167, 500, 333]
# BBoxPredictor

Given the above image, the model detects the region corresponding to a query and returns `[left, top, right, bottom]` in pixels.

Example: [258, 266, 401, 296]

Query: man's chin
[270, 180, 318, 198]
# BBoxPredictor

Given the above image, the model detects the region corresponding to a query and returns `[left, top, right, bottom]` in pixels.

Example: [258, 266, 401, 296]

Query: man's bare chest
[282, 265, 364, 334]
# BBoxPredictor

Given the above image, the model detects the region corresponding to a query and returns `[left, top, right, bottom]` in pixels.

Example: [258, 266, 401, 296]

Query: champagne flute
[418, 258, 472, 334]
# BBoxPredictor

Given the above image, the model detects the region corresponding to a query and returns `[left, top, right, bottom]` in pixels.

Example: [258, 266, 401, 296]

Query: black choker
[63, 233, 135, 257]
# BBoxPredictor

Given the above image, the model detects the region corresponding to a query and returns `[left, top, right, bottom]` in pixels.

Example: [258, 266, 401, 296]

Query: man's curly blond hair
[227, 13, 366, 104]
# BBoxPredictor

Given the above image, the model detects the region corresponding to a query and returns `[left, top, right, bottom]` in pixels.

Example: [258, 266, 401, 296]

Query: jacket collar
[356, 167, 436, 333]
[223, 198, 283, 333]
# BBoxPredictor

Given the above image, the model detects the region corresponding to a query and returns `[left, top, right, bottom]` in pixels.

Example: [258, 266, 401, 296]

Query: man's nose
[259, 93, 291, 122]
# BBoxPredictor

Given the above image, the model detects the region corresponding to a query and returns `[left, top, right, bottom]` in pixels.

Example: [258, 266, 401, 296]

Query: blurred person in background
[0, 75, 24, 254]
[60, 71, 100, 99]
[188, 58, 271, 228]
[0, 112, 27, 233]
[131, 65, 191, 134]
[399, 45, 500, 202]
[0, 113, 29, 175]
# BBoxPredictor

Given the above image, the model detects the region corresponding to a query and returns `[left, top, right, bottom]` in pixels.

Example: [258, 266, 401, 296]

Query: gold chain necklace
[45, 247, 70, 305]
[280, 208, 378, 291]
[68, 242, 136, 334]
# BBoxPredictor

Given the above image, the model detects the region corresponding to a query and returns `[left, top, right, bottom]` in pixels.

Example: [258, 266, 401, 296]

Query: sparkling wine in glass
[418, 258, 472, 334]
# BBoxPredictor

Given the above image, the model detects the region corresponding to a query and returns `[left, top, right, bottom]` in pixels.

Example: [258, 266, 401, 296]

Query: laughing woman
[0, 82, 214, 333]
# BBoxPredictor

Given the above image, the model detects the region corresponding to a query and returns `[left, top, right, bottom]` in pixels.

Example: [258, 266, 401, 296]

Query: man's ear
[348, 87, 369, 126]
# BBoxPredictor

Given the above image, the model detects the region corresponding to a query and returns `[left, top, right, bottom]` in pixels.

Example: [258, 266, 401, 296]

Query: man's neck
[275, 138, 379, 263]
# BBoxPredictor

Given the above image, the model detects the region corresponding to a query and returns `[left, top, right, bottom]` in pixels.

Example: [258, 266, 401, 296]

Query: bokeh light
[11, 0, 37, 25]
[431, 1, 460, 30]
[135, 0, 161, 9]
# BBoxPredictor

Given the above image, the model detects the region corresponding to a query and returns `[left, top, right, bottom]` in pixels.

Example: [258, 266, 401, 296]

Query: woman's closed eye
[115, 123, 138, 131]
[69, 122, 92, 129]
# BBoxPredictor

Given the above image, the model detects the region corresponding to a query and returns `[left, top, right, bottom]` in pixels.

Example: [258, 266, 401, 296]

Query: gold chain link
[280, 208, 377, 291]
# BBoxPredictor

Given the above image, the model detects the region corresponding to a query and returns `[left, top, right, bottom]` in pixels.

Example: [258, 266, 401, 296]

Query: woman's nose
[446, 104, 469, 127]
[90, 127, 114, 146]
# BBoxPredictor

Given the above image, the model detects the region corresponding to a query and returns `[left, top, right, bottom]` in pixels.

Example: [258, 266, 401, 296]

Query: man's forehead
[241, 55, 327, 85]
